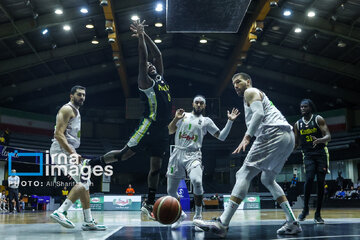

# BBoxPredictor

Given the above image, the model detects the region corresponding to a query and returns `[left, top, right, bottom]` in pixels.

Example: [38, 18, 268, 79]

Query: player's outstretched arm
[131, 20, 152, 90]
[214, 108, 240, 141]
[144, 33, 164, 76]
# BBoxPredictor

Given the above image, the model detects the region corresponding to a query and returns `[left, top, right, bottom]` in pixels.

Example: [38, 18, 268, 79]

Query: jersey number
[305, 135, 313, 142]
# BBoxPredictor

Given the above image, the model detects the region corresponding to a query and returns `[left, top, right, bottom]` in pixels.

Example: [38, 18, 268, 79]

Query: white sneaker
[82, 219, 107, 231]
[277, 221, 302, 235]
[193, 214, 204, 232]
[171, 211, 187, 229]
[193, 217, 228, 238]
[50, 210, 75, 228]
[141, 201, 155, 220]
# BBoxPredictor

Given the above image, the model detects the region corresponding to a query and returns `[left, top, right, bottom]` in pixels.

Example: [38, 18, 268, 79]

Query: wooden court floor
[1, 209, 360, 239]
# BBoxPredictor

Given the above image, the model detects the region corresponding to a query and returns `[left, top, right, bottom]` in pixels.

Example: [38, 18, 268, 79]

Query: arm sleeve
[217, 119, 234, 141]
[206, 118, 220, 136]
[245, 101, 264, 137]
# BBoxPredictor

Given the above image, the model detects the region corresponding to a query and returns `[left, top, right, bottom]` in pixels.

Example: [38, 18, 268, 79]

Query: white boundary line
[271, 235, 360, 240]
[101, 225, 123, 240]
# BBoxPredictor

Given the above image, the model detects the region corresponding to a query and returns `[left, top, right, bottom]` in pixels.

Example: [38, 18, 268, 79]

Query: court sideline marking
[100, 226, 123, 240]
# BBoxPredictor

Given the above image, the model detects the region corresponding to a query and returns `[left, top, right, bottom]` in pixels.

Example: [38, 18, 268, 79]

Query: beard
[73, 99, 84, 107]
[193, 107, 204, 116]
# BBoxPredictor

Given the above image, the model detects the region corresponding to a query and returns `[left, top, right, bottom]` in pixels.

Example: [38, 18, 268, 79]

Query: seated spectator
[126, 184, 135, 196]
[348, 186, 359, 199]
[0, 190, 8, 212]
[0, 128, 11, 146]
[346, 180, 354, 189]
[354, 178, 360, 189]
[335, 188, 345, 199]
[18, 192, 25, 210]
[290, 174, 298, 188]
[210, 193, 220, 200]
[324, 182, 329, 199]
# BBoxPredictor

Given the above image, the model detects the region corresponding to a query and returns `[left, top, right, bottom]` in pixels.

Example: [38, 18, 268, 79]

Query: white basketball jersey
[53, 102, 81, 149]
[244, 89, 291, 137]
[174, 112, 219, 151]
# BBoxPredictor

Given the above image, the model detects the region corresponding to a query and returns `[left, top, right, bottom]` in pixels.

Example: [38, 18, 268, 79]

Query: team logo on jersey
[178, 132, 198, 142]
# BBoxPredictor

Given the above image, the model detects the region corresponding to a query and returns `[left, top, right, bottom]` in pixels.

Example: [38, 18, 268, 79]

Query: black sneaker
[298, 209, 309, 221]
[314, 214, 325, 224]
[141, 201, 155, 220]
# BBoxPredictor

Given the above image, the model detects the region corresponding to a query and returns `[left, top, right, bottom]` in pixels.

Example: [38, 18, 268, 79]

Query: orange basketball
[153, 196, 182, 225]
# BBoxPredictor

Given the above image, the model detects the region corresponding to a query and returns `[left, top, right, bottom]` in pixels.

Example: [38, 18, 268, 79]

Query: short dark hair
[232, 72, 252, 84]
[70, 85, 86, 95]
[300, 99, 317, 113]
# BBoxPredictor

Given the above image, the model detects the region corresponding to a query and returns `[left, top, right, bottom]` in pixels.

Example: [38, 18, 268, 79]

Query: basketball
[153, 196, 182, 225]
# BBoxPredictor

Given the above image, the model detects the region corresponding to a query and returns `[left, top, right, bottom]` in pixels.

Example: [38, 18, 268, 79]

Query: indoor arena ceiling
[0, 0, 359, 117]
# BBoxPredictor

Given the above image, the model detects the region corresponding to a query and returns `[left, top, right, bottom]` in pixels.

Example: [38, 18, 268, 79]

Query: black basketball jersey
[139, 74, 172, 125]
[297, 114, 326, 155]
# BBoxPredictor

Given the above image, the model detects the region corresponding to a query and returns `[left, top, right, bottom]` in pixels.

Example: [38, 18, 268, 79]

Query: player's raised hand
[175, 109, 185, 119]
[130, 19, 148, 37]
[227, 108, 240, 121]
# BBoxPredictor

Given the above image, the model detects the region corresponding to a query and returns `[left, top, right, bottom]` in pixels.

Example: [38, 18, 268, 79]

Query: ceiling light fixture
[16, 39, 24, 45]
[63, 25, 71, 31]
[337, 41, 346, 48]
[283, 10, 292, 16]
[307, 10, 315, 17]
[272, 25, 280, 31]
[131, 15, 139, 21]
[155, 3, 163, 12]
[42, 29, 48, 35]
[80, 8, 88, 14]
[86, 23, 94, 29]
[199, 36, 207, 44]
[154, 36, 162, 43]
[91, 36, 99, 45]
[294, 27, 302, 33]
[99, 0, 108, 6]
[155, 22, 163, 27]
[54, 9, 63, 15]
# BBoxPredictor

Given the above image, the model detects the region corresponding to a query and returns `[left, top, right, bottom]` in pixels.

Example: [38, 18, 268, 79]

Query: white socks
[220, 200, 239, 226]
[83, 208, 93, 222]
[280, 201, 296, 222]
[58, 199, 73, 213]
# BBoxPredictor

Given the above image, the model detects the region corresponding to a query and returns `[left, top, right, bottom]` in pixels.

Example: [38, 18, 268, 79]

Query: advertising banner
[223, 195, 260, 210]
[103, 195, 141, 211]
